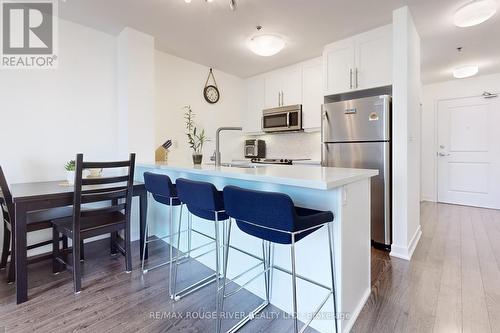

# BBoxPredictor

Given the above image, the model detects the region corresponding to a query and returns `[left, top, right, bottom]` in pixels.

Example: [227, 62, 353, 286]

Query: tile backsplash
[248, 131, 322, 161]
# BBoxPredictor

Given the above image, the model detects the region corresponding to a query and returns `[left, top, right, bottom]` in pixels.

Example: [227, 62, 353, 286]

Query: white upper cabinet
[323, 24, 392, 96]
[243, 75, 265, 134]
[264, 65, 302, 108]
[302, 57, 323, 130]
[244, 59, 323, 134]
[356, 25, 393, 90]
[282, 67, 302, 106]
[323, 40, 356, 95]
[264, 73, 282, 109]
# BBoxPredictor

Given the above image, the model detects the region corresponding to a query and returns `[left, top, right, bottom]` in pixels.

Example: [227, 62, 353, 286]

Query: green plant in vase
[184, 105, 208, 165]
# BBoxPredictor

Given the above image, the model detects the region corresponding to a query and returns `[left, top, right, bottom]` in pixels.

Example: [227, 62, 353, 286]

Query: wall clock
[204, 68, 220, 104]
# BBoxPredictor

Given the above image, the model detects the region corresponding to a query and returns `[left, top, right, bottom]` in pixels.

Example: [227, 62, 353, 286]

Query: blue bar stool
[173, 178, 230, 317]
[142, 172, 182, 297]
[221, 186, 338, 333]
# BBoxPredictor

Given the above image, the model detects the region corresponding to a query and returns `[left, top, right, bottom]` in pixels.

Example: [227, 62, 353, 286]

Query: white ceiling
[408, 0, 500, 83]
[58, 0, 500, 83]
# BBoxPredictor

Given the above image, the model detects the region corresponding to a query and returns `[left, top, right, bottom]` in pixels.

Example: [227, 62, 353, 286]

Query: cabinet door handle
[278, 92, 281, 106]
[355, 68, 359, 88]
[349, 68, 353, 89]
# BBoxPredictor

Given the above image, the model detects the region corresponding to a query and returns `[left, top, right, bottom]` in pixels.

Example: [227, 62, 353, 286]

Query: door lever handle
[438, 152, 450, 157]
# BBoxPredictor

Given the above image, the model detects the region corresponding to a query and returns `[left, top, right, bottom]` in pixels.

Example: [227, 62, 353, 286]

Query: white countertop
[138, 161, 378, 190]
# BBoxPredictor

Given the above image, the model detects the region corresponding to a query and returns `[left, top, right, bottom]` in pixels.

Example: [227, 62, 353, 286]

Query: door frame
[434, 92, 499, 205]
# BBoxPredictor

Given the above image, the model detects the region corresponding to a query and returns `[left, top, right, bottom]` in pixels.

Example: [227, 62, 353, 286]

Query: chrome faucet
[215, 127, 243, 166]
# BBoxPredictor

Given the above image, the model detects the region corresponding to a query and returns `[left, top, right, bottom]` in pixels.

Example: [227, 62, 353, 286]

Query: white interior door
[437, 95, 500, 209]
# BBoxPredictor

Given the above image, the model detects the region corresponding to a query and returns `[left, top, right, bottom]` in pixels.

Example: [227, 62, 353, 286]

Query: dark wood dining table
[10, 180, 148, 304]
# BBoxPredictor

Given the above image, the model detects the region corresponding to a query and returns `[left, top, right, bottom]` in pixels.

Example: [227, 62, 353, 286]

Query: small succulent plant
[64, 160, 76, 171]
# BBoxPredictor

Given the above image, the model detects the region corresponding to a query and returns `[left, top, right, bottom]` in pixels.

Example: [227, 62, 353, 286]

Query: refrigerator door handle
[322, 105, 329, 121]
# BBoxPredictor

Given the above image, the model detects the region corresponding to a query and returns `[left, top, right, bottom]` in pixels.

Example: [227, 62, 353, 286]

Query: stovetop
[250, 158, 310, 165]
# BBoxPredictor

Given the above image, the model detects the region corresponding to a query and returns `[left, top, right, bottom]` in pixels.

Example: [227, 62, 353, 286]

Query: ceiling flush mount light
[453, 64, 479, 78]
[185, 0, 237, 10]
[454, 0, 497, 27]
[248, 26, 285, 57]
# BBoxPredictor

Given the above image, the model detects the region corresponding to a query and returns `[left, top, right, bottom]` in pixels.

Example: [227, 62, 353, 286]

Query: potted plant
[184, 106, 208, 165]
[65, 160, 76, 185]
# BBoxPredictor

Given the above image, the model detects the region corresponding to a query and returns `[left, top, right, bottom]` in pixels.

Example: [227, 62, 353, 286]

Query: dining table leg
[14, 202, 28, 304]
[139, 191, 148, 261]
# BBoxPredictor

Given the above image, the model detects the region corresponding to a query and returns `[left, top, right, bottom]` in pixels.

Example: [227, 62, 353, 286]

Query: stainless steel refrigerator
[322, 95, 392, 250]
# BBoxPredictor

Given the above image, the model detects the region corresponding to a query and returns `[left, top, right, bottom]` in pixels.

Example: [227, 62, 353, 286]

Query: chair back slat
[72, 153, 135, 232]
[82, 175, 129, 186]
[80, 203, 126, 218]
[81, 188, 128, 203]
[82, 160, 131, 169]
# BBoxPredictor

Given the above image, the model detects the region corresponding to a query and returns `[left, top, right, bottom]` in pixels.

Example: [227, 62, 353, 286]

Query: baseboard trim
[390, 225, 422, 261]
[341, 287, 371, 333]
[420, 195, 436, 202]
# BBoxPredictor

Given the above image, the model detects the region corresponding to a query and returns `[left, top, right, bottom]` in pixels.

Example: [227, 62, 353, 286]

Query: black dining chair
[51, 153, 135, 294]
[0, 166, 74, 283]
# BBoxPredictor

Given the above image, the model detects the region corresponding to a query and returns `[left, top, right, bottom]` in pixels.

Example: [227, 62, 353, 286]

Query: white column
[117, 27, 156, 162]
[391, 6, 422, 260]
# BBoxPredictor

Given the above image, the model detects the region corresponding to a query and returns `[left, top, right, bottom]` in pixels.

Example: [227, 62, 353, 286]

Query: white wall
[0, 19, 118, 183]
[421, 72, 500, 201]
[0, 19, 118, 255]
[391, 7, 422, 260]
[154, 52, 245, 164]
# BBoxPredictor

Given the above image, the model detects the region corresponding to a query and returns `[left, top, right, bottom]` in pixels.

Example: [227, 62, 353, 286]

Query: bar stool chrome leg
[262, 240, 273, 304]
[171, 210, 221, 301]
[217, 218, 232, 333]
[218, 226, 272, 333]
[214, 214, 221, 333]
[169, 203, 183, 297]
[171, 210, 183, 300]
[187, 210, 193, 256]
[327, 222, 339, 333]
[142, 197, 180, 276]
[290, 234, 299, 333]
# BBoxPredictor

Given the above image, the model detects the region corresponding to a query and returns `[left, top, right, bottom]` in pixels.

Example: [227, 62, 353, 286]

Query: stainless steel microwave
[262, 105, 302, 133]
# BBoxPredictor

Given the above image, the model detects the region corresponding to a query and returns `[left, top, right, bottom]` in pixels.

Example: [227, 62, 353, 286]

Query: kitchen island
[136, 162, 378, 333]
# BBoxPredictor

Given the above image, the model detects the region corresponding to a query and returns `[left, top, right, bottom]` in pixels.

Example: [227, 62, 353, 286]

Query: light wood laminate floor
[1, 202, 499, 333]
[0, 236, 318, 333]
[353, 202, 500, 333]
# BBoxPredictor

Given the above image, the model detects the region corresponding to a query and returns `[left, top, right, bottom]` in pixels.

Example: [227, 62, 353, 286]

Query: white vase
[66, 170, 75, 185]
